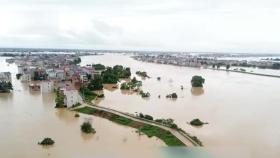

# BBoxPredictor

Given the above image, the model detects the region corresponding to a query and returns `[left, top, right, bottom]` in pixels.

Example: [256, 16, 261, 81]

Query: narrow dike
[74, 106, 186, 146]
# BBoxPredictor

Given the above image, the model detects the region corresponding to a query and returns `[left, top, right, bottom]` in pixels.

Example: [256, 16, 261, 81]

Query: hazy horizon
[1, 0, 280, 53]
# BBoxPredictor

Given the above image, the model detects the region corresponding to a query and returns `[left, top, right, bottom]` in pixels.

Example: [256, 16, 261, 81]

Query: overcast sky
[0, 0, 280, 53]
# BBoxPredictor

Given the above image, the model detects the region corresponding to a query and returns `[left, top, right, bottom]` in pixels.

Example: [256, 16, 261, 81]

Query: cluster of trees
[92, 64, 106, 70]
[120, 77, 142, 90]
[101, 65, 131, 84]
[0, 81, 13, 93]
[73, 57, 81, 65]
[102, 65, 131, 83]
[139, 90, 150, 98]
[81, 121, 96, 134]
[155, 118, 178, 129]
[55, 89, 65, 108]
[80, 86, 97, 101]
[139, 113, 153, 121]
[136, 71, 149, 78]
[166, 93, 178, 99]
[86, 64, 131, 91]
[38, 138, 55, 145]
[191, 76, 205, 87]
[190, 118, 207, 126]
[88, 75, 103, 91]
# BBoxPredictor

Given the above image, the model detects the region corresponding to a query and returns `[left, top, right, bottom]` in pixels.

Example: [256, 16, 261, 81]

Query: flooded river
[80, 54, 280, 158]
[1, 54, 280, 158]
[0, 57, 172, 158]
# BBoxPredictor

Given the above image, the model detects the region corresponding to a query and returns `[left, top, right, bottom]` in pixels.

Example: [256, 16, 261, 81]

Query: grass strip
[74, 106, 185, 146]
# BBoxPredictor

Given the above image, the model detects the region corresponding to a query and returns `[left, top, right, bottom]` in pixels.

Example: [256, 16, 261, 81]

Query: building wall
[64, 90, 79, 108]
[41, 81, 54, 93]
[21, 74, 31, 82]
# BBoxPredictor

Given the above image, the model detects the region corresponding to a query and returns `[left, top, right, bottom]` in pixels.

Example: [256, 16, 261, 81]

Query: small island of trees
[81, 121, 96, 134]
[139, 113, 153, 120]
[191, 76, 205, 87]
[120, 77, 142, 90]
[38, 137, 55, 146]
[0, 81, 13, 93]
[190, 118, 208, 126]
[166, 93, 178, 99]
[139, 90, 150, 98]
[136, 71, 149, 78]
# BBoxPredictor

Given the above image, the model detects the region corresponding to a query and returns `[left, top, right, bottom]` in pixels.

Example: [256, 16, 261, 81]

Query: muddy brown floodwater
[0, 57, 169, 158]
[81, 54, 280, 158]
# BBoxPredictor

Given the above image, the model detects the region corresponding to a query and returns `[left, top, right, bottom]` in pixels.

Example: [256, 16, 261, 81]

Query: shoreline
[133, 59, 280, 78]
[208, 68, 280, 78]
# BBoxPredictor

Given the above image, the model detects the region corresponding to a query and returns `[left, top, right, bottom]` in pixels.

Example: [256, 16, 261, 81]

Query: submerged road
[74, 102, 201, 147]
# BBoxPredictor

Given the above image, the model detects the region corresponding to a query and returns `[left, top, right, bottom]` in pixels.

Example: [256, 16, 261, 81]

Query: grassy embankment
[74, 106, 185, 146]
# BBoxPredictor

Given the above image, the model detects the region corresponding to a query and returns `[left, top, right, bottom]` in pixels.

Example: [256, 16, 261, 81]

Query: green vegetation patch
[136, 71, 149, 78]
[74, 106, 185, 146]
[191, 76, 205, 87]
[92, 64, 106, 70]
[0, 81, 13, 93]
[38, 138, 55, 145]
[81, 121, 96, 134]
[190, 118, 207, 126]
[140, 125, 184, 146]
[120, 77, 142, 90]
[80, 86, 97, 102]
[55, 89, 65, 108]
[166, 93, 178, 99]
[75, 106, 98, 114]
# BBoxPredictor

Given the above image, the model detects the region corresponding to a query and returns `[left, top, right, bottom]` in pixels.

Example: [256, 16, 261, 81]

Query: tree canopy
[191, 76, 205, 87]
[0, 81, 13, 93]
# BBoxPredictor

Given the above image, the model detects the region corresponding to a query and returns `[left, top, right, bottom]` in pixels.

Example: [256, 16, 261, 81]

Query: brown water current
[81, 54, 280, 158]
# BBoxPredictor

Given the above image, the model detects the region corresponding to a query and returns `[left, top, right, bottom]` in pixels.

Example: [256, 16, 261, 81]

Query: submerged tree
[0, 81, 13, 93]
[81, 121, 96, 134]
[191, 76, 205, 87]
[88, 75, 103, 90]
[226, 64, 230, 70]
[38, 138, 55, 145]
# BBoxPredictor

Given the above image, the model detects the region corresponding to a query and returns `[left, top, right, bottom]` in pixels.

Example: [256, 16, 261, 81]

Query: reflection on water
[80, 132, 95, 141]
[191, 88, 205, 96]
[103, 84, 118, 92]
[120, 89, 135, 95]
[0, 93, 14, 101]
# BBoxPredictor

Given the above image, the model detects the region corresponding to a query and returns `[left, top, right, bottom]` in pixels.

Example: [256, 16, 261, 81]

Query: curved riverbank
[73, 103, 202, 147]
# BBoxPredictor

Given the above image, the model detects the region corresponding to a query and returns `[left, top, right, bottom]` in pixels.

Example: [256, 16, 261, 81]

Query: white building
[80, 74, 88, 83]
[56, 70, 65, 80]
[0, 72, 11, 82]
[62, 87, 80, 108]
[21, 73, 31, 82]
[41, 81, 54, 93]
[46, 69, 56, 79]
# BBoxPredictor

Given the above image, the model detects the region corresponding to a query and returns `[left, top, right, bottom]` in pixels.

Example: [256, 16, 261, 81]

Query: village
[1, 53, 103, 108]
[132, 53, 280, 70]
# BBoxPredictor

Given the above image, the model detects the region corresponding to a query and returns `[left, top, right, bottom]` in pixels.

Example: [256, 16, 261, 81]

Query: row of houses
[7, 54, 104, 108]
[133, 54, 277, 69]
